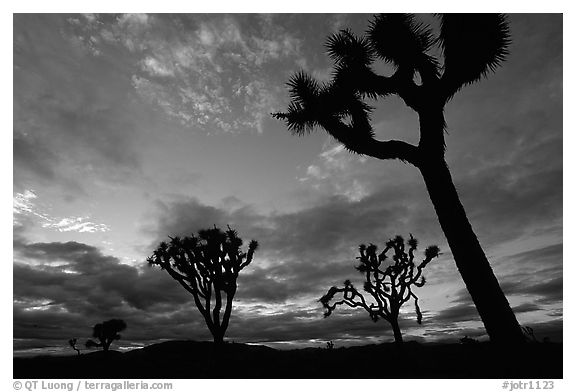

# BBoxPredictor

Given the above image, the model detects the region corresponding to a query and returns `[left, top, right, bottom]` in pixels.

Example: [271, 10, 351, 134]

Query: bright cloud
[13, 190, 109, 234]
[42, 217, 110, 233]
[14, 190, 39, 215]
[67, 14, 303, 134]
[301, 142, 370, 201]
[13, 190, 50, 224]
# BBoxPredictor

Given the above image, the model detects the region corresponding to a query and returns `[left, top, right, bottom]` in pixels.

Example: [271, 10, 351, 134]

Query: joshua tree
[68, 338, 80, 355]
[148, 226, 258, 345]
[320, 235, 439, 343]
[274, 14, 524, 343]
[85, 319, 127, 352]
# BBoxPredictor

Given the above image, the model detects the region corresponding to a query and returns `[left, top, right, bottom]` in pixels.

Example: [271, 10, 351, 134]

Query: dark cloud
[13, 238, 194, 342]
[455, 161, 561, 248]
[147, 194, 454, 303]
[512, 303, 542, 314]
[448, 243, 562, 308]
[435, 303, 480, 324]
[150, 188, 444, 265]
[499, 244, 563, 275]
[433, 244, 561, 326]
[435, 301, 542, 326]
[501, 277, 563, 304]
[236, 260, 356, 303]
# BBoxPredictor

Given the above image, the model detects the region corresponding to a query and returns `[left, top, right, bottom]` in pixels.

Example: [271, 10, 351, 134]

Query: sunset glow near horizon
[13, 13, 562, 355]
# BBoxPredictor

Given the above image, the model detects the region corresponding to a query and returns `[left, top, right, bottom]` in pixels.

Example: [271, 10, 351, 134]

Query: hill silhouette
[14, 340, 561, 379]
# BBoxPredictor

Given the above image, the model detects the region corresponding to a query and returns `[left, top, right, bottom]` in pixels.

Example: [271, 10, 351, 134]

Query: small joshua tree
[68, 338, 80, 355]
[148, 226, 258, 345]
[85, 319, 127, 352]
[320, 235, 439, 343]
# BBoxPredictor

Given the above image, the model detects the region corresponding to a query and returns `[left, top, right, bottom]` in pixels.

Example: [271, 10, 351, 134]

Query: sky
[12, 13, 562, 356]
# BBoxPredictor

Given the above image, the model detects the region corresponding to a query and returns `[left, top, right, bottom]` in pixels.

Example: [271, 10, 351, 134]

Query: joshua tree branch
[319, 117, 420, 164]
[162, 263, 210, 319]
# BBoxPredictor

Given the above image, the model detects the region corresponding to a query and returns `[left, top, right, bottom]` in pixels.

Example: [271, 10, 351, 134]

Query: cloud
[501, 277, 563, 305]
[499, 244, 563, 273]
[430, 300, 541, 325]
[148, 187, 443, 266]
[14, 239, 189, 310]
[140, 56, 175, 77]
[13, 238, 199, 346]
[437, 245, 562, 332]
[64, 14, 303, 134]
[14, 14, 149, 193]
[448, 244, 563, 308]
[300, 143, 370, 202]
[435, 303, 480, 324]
[13, 190, 110, 234]
[14, 190, 45, 218]
[41, 217, 110, 233]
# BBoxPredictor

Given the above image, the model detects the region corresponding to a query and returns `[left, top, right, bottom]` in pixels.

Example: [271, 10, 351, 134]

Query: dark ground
[14, 340, 562, 379]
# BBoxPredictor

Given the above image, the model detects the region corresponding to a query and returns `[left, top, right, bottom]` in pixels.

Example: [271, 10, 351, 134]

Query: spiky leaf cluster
[368, 14, 439, 80]
[439, 14, 510, 99]
[148, 226, 258, 293]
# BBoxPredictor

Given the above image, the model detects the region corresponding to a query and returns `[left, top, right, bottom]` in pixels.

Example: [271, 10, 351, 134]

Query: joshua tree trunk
[213, 331, 225, 345]
[390, 318, 403, 344]
[418, 156, 525, 344]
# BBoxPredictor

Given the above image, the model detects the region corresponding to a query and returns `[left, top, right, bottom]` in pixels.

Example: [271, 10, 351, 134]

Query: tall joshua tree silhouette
[274, 14, 524, 343]
[148, 226, 258, 345]
[320, 235, 439, 343]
